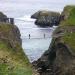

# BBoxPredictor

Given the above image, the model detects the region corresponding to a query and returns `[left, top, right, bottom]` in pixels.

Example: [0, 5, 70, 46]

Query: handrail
[22, 37, 52, 39]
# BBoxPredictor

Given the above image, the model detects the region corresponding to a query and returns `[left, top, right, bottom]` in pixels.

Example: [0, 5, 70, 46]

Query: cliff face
[0, 23, 21, 49]
[31, 10, 60, 27]
[33, 6, 75, 75]
[61, 5, 75, 26]
[0, 12, 33, 75]
[0, 23, 33, 75]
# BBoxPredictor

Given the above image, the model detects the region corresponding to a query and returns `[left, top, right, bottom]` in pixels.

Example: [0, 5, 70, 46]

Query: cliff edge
[33, 5, 75, 75]
[0, 12, 33, 75]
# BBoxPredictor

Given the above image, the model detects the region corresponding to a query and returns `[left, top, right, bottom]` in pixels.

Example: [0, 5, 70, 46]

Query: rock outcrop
[0, 12, 33, 75]
[32, 5, 75, 75]
[31, 10, 60, 27]
[0, 12, 7, 22]
[0, 23, 21, 49]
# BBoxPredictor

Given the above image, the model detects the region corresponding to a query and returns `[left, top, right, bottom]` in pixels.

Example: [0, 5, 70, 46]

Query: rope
[14, 18, 34, 22]
[22, 37, 52, 39]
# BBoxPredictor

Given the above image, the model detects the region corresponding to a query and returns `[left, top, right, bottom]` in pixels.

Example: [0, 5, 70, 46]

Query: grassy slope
[61, 5, 75, 26]
[62, 32, 75, 53]
[0, 23, 32, 75]
[59, 5, 75, 53]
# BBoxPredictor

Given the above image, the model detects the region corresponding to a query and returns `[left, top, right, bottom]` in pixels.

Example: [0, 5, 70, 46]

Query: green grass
[0, 23, 15, 37]
[0, 38, 32, 75]
[61, 5, 75, 26]
[0, 23, 33, 75]
[55, 5, 75, 54]
[0, 63, 32, 75]
[62, 32, 75, 53]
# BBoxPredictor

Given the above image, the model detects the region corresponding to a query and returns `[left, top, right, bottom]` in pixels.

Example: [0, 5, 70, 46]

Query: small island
[31, 10, 61, 27]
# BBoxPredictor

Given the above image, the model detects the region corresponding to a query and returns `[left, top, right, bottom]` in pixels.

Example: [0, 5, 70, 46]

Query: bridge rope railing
[21, 33, 65, 39]
[21, 34, 52, 39]
[22, 37, 52, 39]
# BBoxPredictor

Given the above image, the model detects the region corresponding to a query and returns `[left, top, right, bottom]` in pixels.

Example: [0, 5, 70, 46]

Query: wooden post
[10, 18, 14, 25]
[0, 18, 1, 22]
[6, 18, 9, 23]
[3, 18, 7, 22]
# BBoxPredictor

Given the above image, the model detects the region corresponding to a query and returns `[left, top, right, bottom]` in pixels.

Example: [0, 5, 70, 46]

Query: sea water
[0, 0, 74, 62]
[15, 16, 55, 62]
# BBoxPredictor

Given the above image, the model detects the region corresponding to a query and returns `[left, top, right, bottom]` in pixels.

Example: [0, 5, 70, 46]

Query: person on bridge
[44, 34, 46, 38]
[29, 34, 30, 39]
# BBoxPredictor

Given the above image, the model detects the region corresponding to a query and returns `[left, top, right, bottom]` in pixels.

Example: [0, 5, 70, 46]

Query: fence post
[6, 18, 9, 23]
[10, 18, 14, 25]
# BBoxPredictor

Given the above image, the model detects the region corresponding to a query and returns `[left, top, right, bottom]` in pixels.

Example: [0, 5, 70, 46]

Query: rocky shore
[32, 5, 75, 75]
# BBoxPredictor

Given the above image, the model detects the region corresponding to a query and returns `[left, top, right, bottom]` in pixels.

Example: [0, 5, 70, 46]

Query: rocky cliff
[0, 12, 33, 75]
[31, 10, 60, 27]
[32, 5, 75, 75]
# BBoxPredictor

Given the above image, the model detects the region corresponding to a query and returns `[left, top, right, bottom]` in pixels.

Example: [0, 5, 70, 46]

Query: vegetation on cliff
[0, 23, 33, 75]
[33, 5, 75, 75]
[31, 10, 60, 19]
[61, 5, 75, 26]
[59, 5, 75, 54]
[0, 12, 33, 75]
[50, 5, 75, 74]
[54, 5, 75, 54]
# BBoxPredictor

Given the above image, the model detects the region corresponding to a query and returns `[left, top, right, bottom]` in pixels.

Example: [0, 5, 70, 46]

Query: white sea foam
[15, 15, 36, 22]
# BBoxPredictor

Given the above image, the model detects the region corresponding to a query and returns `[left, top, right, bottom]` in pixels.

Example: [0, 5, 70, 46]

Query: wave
[15, 15, 36, 22]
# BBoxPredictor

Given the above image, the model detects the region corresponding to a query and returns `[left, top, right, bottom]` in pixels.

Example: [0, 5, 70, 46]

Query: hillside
[59, 5, 75, 53]
[32, 5, 75, 75]
[61, 5, 75, 26]
[0, 12, 33, 75]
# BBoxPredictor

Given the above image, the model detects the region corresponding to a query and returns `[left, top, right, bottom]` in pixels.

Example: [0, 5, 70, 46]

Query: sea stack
[31, 10, 60, 27]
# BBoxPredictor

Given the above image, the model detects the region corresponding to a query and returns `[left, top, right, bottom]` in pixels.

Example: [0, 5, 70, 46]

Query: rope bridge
[22, 34, 52, 39]
[22, 33, 65, 39]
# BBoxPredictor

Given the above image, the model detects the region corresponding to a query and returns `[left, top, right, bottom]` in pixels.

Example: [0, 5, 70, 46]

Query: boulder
[31, 10, 60, 27]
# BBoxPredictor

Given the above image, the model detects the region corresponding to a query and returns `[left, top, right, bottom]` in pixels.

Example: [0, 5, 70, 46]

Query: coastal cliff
[0, 12, 33, 75]
[33, 5, 75, 75]
[31, 10, 60, 27]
